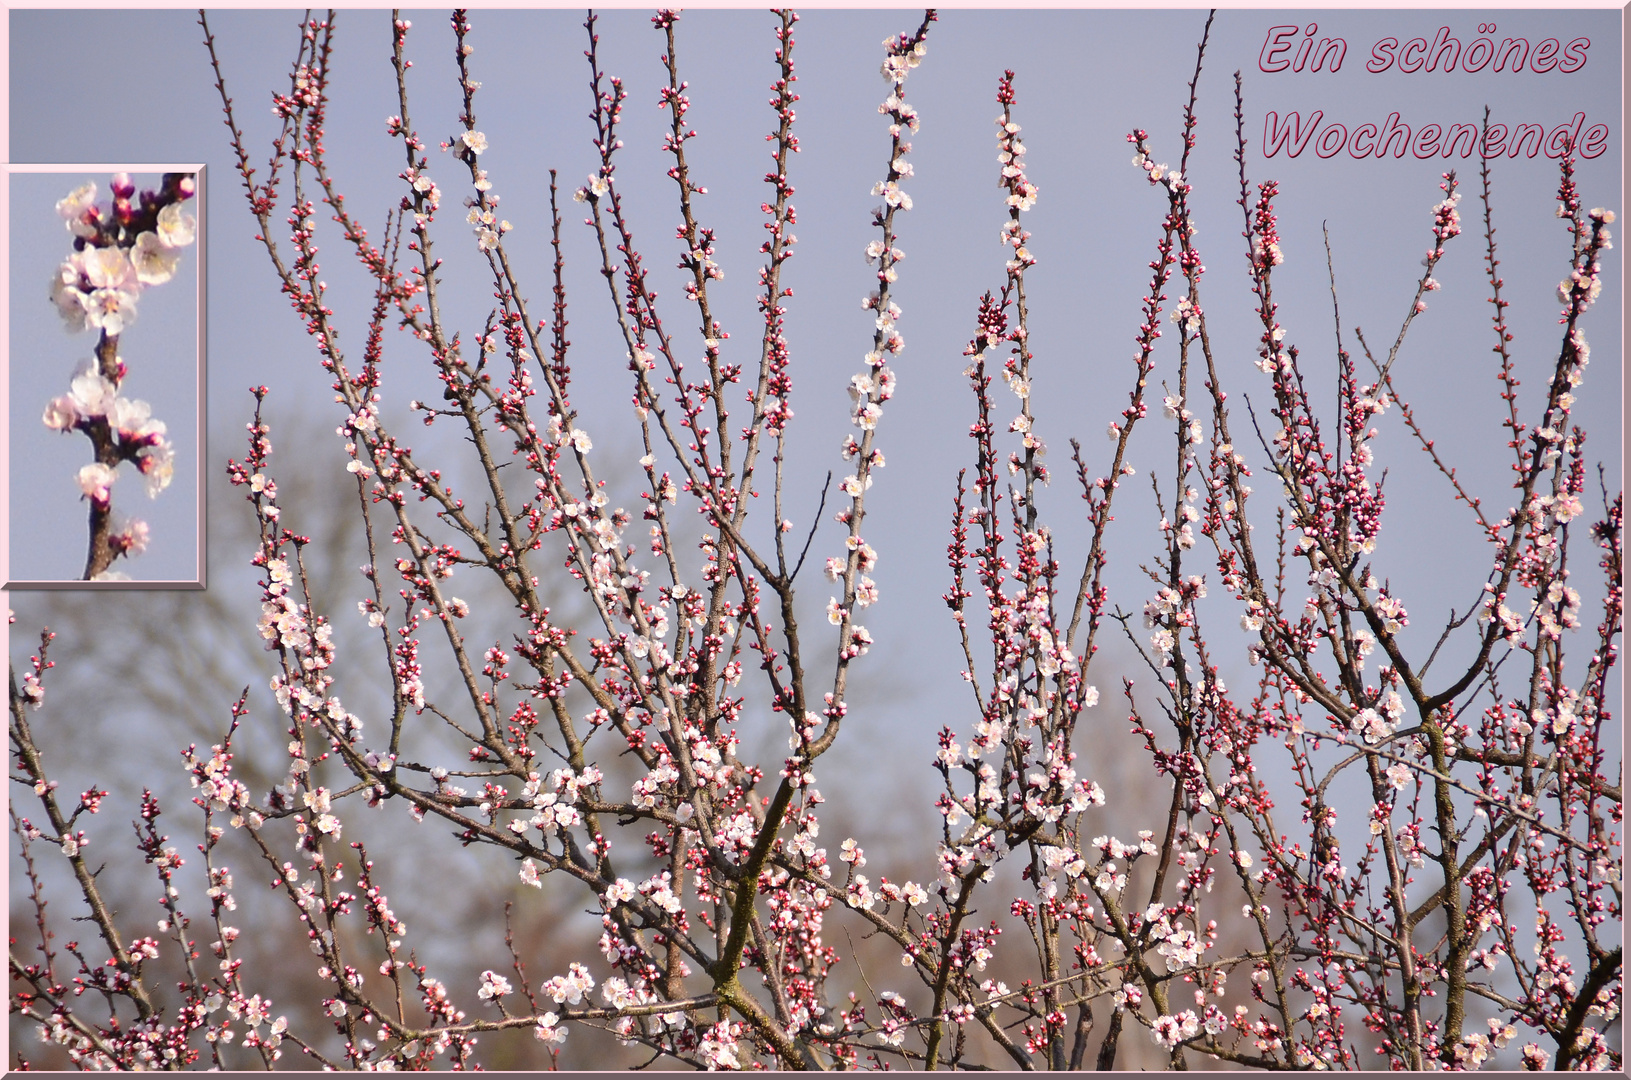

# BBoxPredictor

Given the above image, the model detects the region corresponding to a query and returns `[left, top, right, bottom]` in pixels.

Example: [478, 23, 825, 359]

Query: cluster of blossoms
[1131, 150, 1185, 196]
[50, 176, 195, 335]
[47, 372, 173, 497]
[824, 24, 931, 673]
[41, 173, 194, 579]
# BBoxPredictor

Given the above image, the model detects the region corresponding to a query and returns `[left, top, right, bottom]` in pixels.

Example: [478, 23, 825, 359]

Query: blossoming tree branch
[43, 174, 194, 581]
[7, 8, 1620, 1070]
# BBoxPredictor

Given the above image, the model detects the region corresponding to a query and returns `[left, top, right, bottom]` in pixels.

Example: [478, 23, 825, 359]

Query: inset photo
[6, 165, 204, 587]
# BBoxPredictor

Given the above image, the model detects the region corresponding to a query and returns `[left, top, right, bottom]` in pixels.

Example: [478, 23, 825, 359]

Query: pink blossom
[42, 396, 78, 431]
[75, 462, 116, 504]
[130, 232, 179, 285]
[110, 516, 149, 557]
[156, 202, 196, 248]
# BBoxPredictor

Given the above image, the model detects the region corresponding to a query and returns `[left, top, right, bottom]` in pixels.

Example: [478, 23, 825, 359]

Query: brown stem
[80, 331, 124, 580]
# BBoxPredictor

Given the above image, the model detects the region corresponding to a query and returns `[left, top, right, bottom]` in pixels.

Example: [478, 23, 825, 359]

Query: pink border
[0, 0, 1623, 7]
[0, 6, 1622, 1075]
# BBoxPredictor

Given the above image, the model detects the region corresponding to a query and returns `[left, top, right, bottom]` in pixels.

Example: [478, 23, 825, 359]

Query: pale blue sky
[8, 12, 1620, 719]
[8, 2, 1621, 768]
[7, 0, 1622, 912]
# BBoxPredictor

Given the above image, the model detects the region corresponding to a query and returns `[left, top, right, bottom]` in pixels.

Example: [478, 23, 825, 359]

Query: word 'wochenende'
[1263, 111, 1609, 160]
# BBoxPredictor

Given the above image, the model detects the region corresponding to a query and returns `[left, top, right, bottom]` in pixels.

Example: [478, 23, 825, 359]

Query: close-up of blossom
[18, 170, 197, 581]
[3, 7, 1620, 1074]
[74, 462, 115, 504]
